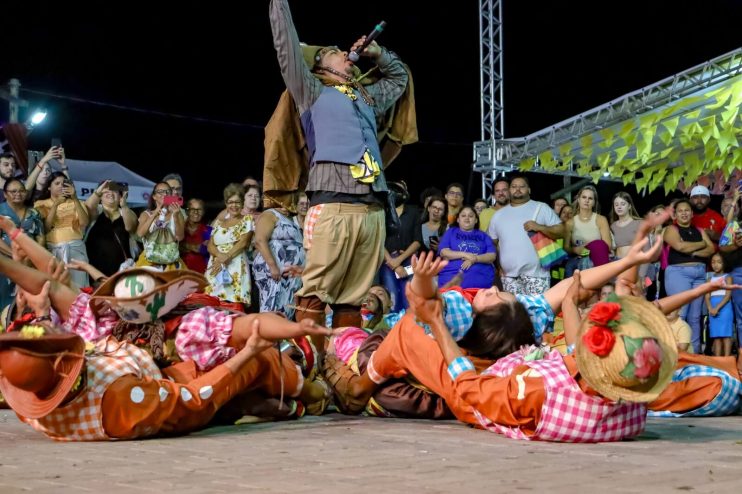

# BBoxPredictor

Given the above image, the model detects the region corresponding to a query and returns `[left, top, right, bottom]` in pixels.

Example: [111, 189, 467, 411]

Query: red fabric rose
[588, 302, 622, 326]
[582, 325, 616, 357]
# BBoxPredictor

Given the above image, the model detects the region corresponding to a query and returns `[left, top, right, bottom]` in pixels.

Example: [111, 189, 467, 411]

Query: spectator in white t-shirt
[487, 176, 563, 295]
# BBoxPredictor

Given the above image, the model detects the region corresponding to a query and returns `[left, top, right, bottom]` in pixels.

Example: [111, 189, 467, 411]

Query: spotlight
[30, 109, 47, 125]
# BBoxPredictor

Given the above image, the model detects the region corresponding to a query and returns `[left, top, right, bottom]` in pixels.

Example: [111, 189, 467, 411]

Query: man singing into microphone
[269, 0, 410, 344]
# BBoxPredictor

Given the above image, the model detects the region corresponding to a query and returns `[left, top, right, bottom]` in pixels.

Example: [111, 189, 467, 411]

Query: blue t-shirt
[437, 227, 496, 288]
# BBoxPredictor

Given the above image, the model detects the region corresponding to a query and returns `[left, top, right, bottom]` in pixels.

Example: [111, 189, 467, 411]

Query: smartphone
[163, 195, 183, 207]
[51, 137, 62, 148]
[429, 235, 439, 243]
[394, 265, 414, 279]
[62, 179, 73, 198]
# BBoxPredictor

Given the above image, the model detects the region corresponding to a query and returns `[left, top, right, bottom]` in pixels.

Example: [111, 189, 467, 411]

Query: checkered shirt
[448, 356, 476, 380]
[302, 204, 325, 250]
[649, 365, 742, 418]
[383, 290, 474, 342]
[472, 346, 647, 442]
[174, 307, 238, 371]
[63, 292, 119, 342]
[514, 294, 555, 340]
[22, 338, 162, 441]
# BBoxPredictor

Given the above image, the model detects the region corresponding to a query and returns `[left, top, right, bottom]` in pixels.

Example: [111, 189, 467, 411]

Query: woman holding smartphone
[135, 182, 185, 271]
[420, 196, 448, 252]
[34, 172, 90, 287]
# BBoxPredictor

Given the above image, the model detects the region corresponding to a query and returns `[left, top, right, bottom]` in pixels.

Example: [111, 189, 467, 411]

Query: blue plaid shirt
[382, 290, 474, 342]
[447, 356, 476, 380]
[515, 294, 555, 341]
[648, 365, 742, 417]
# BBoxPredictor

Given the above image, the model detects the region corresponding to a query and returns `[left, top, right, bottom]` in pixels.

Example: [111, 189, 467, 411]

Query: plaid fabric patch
[383, 290, 474, 342]
[440, 291, 474, 341]
[649, 365, 742, 417]
[303, 204, 325, 250]
[24, 338, 162, 441]
[448, 356, 476, 380]
[175, 307, 238, 371]
[475, 346, 647, 442]
[515, 294, 555, 340]
[63, 292, 119, 342]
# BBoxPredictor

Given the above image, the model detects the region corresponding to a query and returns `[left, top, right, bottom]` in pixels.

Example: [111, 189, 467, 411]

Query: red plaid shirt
[473, 347, 647, 442]
[175, 307, 238, 371]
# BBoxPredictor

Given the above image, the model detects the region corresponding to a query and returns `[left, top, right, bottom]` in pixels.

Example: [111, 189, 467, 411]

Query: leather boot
[294, 295, 327, 363]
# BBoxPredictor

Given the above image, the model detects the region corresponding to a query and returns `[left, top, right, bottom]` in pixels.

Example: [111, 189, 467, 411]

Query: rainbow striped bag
[528, 231, 569, 269]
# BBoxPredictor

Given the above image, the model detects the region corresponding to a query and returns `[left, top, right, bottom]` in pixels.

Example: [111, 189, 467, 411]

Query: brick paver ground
[1, 410, 741, 493]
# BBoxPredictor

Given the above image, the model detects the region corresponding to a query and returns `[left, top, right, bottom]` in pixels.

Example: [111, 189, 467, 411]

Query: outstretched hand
[298, 318, 341, 339]
[627, 236, 662, 264]
[411, 251, 448, 279]
[566, 270, 596, 306]
[19, 281, 52, 317]
[639, 208, 672, 236]
[45, 257, 72, 288]
[404, 284, 443, 326]
[242, 319, 275, 355]
[707, 276, 742, 292]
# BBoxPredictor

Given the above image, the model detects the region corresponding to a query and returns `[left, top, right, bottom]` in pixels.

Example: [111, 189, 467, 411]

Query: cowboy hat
[576, 295, 678, 403]
[0, 330, 85, 419]
[89, 268, 207, 324]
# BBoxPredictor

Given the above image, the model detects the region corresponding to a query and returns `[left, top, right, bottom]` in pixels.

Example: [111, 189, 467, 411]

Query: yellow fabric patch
[350, 151, 381, 184]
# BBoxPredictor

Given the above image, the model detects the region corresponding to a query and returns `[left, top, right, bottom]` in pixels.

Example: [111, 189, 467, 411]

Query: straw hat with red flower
[576, 294, 678, 403]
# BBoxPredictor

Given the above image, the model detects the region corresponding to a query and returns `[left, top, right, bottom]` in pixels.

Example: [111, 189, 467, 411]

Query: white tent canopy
[41, 159, 156, 207]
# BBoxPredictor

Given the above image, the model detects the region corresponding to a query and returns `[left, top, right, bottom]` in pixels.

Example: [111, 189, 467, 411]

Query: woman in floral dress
[252, 197, 304, 318]
[206, 184, 254, 305]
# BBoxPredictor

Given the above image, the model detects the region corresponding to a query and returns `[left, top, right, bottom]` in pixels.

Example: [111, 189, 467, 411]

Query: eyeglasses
[155, 189, 171, 195]
[447, 191, 463, 197]
[5, 189, 25, 195]
[429, 206, 444, 212]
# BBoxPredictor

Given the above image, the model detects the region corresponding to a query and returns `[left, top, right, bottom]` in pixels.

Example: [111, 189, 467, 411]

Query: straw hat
[89, 268, 207, 324]
[0, 330, 85, 419]
[575, 295, 677, 403]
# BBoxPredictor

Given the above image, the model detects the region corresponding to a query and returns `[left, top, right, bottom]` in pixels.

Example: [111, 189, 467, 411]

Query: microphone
[348, 21, 387, 62]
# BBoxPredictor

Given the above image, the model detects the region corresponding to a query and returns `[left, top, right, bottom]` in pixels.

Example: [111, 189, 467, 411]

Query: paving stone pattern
[1, 410, 742, 493]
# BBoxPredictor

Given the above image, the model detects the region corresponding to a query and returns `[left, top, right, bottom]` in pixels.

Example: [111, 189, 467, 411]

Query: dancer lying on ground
[324, 213, 666, 416]
[327, 253, 675, 442]
[0, 217, 335, 415]
[0, 301, 333, 441]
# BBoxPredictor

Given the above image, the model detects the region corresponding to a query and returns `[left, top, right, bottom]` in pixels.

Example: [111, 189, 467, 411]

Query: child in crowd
[599, 282, 615, 301]
[705, 253, 734, 356]
[666, 309, 691, 352]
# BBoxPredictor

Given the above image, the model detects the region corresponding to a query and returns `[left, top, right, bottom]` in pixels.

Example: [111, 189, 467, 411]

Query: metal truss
[474, 47, 742, 181]
[476, 0, 505, 197]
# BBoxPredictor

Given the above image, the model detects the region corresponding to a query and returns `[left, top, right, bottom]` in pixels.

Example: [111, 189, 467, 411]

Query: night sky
[4, 0, 741, 213]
